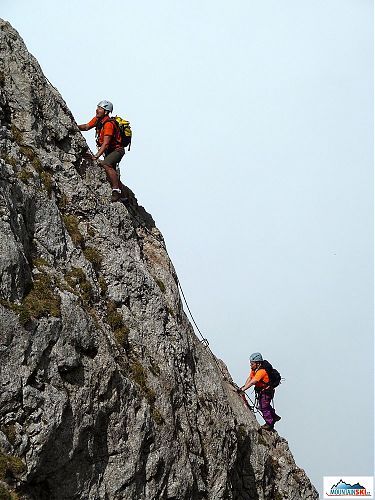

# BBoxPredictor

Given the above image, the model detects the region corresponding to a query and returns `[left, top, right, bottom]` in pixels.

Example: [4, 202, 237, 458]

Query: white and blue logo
[323, 477, 374, 498]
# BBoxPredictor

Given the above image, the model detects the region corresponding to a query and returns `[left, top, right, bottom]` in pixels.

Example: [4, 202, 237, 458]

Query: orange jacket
[87, 116, 123, 152]
[250, 368, 270, 389]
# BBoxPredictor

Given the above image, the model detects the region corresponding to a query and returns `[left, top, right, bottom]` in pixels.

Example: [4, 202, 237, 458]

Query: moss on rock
[0, 451, 26, 480]
[83, 247, 102, 272]
[65, 267, 93, 305]
[19, 272, 61, 324]
[106, 301, 129, 347]
[0, 483, 19, 500]
[11, 125, 23, 145]
[17, 168, 33, 183]
[98, 275, 108, 296]
[155, 278, 165, 293]
[63, 214, 84, 247]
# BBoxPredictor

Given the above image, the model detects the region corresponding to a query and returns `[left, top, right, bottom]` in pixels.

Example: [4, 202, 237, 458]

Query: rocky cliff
[0, 20, 318, 500]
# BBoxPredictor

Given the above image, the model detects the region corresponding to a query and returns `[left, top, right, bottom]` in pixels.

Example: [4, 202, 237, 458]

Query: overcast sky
[3, 0, 374, 495]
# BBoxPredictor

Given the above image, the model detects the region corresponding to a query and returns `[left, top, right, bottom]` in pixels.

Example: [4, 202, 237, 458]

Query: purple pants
[258, 391, 278, 426]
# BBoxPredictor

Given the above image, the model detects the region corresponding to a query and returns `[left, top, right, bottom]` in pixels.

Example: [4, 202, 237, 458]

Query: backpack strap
[258, 363, 273, 391]
[95, 117, 107, 147]
[95, 117, 120, 149]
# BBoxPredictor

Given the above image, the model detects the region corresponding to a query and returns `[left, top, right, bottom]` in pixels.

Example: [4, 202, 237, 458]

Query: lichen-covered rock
[0, 19, 318, 500]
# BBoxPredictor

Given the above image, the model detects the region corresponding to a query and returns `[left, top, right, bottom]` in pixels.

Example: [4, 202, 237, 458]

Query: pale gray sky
[3, 0, 374, 495]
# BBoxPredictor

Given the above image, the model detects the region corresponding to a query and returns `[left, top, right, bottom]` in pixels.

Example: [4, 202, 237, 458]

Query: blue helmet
[249, 352, 263, 362]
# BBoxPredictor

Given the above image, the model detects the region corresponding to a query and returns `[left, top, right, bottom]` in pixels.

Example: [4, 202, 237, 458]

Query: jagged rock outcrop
[0, 19, 318, 500]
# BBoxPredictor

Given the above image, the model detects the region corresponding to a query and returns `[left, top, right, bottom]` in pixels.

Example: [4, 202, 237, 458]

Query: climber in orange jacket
[78, 100, 125, 202]
[240, 352, 281, 431]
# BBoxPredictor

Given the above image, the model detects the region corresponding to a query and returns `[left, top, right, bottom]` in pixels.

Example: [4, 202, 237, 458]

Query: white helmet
[249, 352, 263, 362]
[97, 100, 113, 113]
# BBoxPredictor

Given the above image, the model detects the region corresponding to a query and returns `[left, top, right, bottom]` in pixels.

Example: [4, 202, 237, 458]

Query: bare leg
[102, 164, 120, 190]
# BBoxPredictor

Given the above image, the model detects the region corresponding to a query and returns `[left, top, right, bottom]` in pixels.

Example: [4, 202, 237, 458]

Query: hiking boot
[120, 186, 130, 205]
[111, 189, 121, 202]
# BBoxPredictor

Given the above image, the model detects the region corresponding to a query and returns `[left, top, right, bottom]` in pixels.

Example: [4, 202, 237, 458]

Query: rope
[122, 201, 229, 377]
[123, 195, 279, 422]
[45, 75, 58, 92]
[75, 152, 250, 398]
[234, 386, 262, 415]
[116, 188, 210, 347]
[176, 278, 210, 346]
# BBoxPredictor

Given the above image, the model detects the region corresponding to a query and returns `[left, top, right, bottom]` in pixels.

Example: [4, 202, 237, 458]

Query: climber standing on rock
[78, 100, 125, 202]
[240, 352, 281, 432]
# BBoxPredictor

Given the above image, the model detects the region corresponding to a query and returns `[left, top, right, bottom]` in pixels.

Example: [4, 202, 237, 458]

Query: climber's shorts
[103, 148, 125, 169]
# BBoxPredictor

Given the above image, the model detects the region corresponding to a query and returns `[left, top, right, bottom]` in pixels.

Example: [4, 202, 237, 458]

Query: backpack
[261, 360, 281, 389]
[113, 116, 132, 150]
[95, 116, 132, 150]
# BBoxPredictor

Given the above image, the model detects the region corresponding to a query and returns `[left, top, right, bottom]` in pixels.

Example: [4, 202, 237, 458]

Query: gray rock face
[0, 19, 318, 500]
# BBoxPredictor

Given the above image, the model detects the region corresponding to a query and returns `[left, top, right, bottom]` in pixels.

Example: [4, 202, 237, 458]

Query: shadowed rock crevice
[227, 430, 259, 500]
